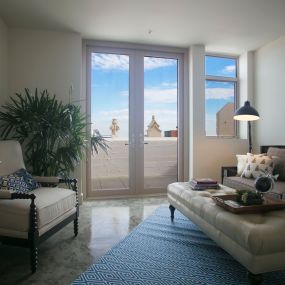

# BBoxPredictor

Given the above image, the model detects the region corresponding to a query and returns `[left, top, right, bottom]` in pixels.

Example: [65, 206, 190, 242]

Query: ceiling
[1, 0, 285, 54]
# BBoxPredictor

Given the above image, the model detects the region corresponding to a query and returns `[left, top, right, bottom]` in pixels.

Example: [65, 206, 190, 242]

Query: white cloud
[119, 82, 177, 103]
[144, 57, 176, 70]
[92, 53, 176, 71]
[205, 113, 217, 136]
[206, 87, 234, 100]
[145, 88, 177, 103]
[222, 65, 236, 74]
[120, 90, 129, 97]
[92, 54, 129, 70]
[161, 82, 177, 88]
[99, 109, 129, 121]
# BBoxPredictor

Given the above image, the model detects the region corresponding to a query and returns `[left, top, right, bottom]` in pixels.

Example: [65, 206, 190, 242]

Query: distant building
[164, 128, 178, 137]
[216, 102, 235, 136]
[146, 115, 162, 137]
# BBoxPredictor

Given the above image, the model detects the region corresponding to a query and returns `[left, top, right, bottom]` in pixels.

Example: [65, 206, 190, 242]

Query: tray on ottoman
[212, 194, 285, 214]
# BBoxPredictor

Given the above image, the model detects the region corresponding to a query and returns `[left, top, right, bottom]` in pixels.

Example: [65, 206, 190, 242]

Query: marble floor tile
[0, 196, 167, 285]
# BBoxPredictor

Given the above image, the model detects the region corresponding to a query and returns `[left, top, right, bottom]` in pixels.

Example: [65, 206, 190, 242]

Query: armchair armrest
[33, 176, 60, 187]
[221, 166, 238, 184]
[58, 178, 78, 194]
[33, 176, 78, 193]
[0, 190, 36, 201]
[0, 190, 12, 199]
[33, 176, 59, 184]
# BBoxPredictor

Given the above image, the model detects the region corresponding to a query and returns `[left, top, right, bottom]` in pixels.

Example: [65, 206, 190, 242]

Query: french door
[86, 44, 185, 198]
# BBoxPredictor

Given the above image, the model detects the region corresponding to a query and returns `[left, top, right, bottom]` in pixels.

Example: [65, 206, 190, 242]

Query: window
[205, 55, 238, 137]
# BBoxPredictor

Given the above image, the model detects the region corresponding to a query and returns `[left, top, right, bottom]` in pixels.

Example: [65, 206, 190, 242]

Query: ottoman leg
[169, 205, 175, 221]
[247, 271, 264, 285]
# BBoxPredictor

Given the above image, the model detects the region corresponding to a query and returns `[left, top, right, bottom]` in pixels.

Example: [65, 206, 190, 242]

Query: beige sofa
[0, 140, 79, 273]
[168, 182, 285, 284]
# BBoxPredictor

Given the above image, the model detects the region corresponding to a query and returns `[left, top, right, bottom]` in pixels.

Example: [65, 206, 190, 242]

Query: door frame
[84, 41, 189, 199]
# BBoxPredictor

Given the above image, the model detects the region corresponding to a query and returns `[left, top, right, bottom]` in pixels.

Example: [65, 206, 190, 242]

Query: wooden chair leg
[74, 218, 78, 236]
[29, 194, 38, 273]
[31, 246, 38, 273]
[169, 205, 175, 221]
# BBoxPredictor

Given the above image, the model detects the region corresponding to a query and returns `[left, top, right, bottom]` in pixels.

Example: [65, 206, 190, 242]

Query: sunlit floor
[0, 196, 168, 285]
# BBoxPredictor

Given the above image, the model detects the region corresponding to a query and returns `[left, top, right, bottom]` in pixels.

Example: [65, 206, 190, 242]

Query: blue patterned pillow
[0, 168, 40, 193]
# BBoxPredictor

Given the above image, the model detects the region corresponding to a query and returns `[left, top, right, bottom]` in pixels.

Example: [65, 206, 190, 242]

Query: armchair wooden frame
[0, 178, 79, 273]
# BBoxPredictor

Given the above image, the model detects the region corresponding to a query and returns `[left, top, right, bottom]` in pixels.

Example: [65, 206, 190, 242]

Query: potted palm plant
[0, 88, 109, 178]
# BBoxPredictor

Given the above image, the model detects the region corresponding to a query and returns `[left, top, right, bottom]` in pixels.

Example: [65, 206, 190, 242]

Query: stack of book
[189, 178, 218, 190]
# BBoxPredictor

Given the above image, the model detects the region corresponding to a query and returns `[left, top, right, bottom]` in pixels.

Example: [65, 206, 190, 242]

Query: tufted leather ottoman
[168, 182, 285, 282]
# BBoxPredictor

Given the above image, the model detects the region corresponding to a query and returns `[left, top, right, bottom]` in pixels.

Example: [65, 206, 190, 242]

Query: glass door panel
[91, 52, 130, 192]
[143, 56, 178, 190]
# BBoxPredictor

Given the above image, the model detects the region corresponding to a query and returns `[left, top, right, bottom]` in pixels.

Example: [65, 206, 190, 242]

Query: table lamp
[233, 101, 259, 153]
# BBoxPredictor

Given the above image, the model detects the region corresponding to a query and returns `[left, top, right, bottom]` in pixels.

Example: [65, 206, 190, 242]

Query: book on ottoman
[190, 178, 218, 190]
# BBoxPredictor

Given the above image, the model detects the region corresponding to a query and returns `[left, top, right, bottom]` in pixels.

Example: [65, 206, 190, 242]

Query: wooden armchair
[0, 140, 79, 273]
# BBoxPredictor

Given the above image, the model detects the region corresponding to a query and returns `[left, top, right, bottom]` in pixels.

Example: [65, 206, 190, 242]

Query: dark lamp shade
[233, 101, 259, 121]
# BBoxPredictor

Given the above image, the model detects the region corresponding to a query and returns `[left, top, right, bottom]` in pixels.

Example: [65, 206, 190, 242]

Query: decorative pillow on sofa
[236, 154, 248, 175]
[0, 168, 39, 192]
[241, 153, 274, 179]
[267, 147, 285, 181]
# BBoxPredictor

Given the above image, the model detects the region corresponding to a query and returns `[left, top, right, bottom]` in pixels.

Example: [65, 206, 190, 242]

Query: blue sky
[91, 54, 236, 137]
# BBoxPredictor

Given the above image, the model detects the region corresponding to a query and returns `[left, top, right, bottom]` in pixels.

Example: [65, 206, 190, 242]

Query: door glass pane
[91, 53, 129, 191]
[144, 56, 178, 190]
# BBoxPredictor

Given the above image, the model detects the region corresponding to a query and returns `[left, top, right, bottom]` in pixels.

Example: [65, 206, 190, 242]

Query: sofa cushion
[223, 176, 285, 195]
[0, 187, 76, 236]
[236, 154, 247, 175]
[242, 153, 274, 179]
[223, 176, 255, 191]
[267, 147, 285, 181]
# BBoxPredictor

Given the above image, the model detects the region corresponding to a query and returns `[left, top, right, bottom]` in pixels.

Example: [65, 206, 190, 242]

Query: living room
[0, 0, 285, 284]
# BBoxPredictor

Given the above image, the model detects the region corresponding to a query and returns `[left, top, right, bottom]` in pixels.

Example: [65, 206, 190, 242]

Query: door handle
[144, 142, 149, 145]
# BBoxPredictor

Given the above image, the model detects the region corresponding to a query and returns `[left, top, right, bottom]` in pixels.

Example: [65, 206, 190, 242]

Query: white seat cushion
[0, 187, 76, 237]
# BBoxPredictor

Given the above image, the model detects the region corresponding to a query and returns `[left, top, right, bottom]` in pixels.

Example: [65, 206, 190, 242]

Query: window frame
[205, 53, 239, 138]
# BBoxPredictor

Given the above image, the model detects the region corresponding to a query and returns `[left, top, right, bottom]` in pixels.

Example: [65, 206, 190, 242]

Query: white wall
[239, 51, 254, 140]
[8, 29, 81, 103]
[189, 45, 248, 182]
[0, 17, 8, 107]
[7, 28, 84, 199]
[254, 35, 285, 147]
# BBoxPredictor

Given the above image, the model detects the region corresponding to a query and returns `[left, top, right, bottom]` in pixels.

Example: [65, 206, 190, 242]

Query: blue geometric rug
[73, 206, 285, 285]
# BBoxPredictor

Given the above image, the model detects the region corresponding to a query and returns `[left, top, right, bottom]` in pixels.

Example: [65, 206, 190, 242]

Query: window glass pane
[205, 56, 236, 78]
[205, 80, 235, 136]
